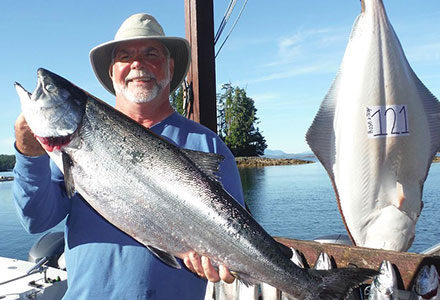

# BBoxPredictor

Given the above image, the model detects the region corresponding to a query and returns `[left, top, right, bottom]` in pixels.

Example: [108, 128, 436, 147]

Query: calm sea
[0, 162, 439, 260]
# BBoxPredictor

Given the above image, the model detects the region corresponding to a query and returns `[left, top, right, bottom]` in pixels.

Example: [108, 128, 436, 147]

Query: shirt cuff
[13, 143, 50, 180]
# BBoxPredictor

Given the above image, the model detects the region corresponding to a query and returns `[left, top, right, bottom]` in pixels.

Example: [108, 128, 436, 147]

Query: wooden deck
[204, 237, 440, 299]
[276, 237, 440, 290]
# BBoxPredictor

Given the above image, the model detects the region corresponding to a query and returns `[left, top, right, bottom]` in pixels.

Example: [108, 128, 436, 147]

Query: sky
[1, 0, 439, 155]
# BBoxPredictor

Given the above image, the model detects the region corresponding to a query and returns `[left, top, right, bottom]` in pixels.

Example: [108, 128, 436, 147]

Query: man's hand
[14, 114, 46, 157]
[182, 251, 235, 283]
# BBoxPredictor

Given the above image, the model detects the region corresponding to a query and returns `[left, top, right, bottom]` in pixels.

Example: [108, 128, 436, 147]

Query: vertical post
[184, 0, 217, 133]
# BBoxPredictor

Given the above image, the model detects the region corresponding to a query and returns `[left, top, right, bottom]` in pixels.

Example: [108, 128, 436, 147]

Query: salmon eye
[45, 84, 55, 92]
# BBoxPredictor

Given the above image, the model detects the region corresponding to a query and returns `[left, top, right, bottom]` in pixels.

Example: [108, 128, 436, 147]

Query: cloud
[237, 61, 335, 85]
[251, 93, 279, 102]
[407, 42, 440, 63]
[259, 26, 349, 69]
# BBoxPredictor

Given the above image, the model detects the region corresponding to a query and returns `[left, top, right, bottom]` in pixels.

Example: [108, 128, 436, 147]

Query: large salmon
[16, 68, 376, 299]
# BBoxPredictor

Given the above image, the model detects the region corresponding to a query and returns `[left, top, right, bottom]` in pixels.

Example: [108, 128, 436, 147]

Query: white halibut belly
[306, 0, 440, 251]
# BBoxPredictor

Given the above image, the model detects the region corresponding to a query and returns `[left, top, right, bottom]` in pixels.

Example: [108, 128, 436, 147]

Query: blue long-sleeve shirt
[13, 112, 244, 300]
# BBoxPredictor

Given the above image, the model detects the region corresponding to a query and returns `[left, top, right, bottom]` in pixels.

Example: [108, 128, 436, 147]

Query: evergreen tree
[0, 154, 15, 171]
[170, 86, 185, 116]
[217, 83, 267, 157]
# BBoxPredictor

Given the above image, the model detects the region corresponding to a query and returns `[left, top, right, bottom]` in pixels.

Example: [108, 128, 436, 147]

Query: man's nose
[130, 59, 143, 69]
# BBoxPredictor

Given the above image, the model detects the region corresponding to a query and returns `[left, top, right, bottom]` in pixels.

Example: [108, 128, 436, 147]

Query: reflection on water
[239, 162, 440, 253]
[239, 163, 345, 241]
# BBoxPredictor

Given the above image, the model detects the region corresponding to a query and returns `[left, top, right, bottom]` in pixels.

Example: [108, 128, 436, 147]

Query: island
[235, 157, 314, 168]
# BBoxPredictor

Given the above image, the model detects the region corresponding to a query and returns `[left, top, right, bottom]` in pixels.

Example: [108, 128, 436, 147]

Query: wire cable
[215, 0, 249, 58]
[214, 0, 238, 45]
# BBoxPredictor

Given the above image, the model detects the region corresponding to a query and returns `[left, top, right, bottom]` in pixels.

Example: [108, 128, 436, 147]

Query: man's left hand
[182, 251, 235, 283]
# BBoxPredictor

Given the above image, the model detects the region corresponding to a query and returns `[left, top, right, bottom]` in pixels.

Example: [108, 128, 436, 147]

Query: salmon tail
[293, 268, 377, 300]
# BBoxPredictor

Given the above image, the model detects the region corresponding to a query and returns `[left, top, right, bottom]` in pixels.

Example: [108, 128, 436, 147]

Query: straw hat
[90, 13, 190, 95]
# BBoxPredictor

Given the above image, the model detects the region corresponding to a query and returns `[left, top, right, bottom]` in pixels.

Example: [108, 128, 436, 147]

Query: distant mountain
[263, 149, 289, 158]
[263, 149, 317, 162]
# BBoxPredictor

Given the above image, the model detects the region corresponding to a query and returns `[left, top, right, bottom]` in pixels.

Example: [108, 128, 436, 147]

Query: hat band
[115, 28, 164, 40]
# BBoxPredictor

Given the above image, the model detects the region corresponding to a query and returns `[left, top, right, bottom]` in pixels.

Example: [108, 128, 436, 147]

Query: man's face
[110, 40, 174, 103]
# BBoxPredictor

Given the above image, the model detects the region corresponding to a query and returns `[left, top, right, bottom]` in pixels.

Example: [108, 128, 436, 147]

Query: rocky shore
[235, 157, 314, 168]
[236, 155, 440, 168]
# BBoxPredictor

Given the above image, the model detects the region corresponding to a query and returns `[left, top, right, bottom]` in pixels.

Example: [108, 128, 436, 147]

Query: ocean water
[0, 171, 65, 260]
[240, 162, 440, 253]
[0, 162, 439, 260]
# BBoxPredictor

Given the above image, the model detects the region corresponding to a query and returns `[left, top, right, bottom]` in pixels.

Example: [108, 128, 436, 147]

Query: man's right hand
[15, 114, 46, 157]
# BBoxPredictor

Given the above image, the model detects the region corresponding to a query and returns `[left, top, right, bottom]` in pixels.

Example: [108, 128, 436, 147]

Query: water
[0, 163, 439, 260]
[240, 162, 440, 253]
[0, 171, 65, 260]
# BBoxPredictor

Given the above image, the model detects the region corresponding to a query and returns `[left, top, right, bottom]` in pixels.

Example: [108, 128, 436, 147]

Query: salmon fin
[181, 149, 224, 181]
[277, 242, 293, 259]
[303, 268, 377, 300]
[62, 151, 75, 198]
[146, 246, 181, 269]
[230, 271, 258, 287]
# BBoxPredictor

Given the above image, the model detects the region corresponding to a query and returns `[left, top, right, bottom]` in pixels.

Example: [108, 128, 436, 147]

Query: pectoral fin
[62, 151, 75, 198]
[146, 246, 181, 269]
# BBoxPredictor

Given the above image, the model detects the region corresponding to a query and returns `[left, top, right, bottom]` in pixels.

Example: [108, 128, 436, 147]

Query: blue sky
[1, 0, 439, 155]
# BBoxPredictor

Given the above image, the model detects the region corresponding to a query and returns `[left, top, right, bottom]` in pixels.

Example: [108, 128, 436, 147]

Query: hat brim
[90, 36, 190, 95]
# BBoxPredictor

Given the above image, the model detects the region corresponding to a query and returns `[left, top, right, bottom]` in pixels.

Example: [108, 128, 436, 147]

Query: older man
[13, 13, 244, 299]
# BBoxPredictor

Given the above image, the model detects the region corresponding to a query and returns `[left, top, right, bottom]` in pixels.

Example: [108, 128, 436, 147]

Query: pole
[184, 0, 217, 133]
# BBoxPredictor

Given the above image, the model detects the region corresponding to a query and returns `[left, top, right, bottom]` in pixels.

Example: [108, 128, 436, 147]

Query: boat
[0, 232, 67, 300]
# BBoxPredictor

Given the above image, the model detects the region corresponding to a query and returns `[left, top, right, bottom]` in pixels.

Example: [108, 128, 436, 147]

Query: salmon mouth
[35, 134, 73, 152]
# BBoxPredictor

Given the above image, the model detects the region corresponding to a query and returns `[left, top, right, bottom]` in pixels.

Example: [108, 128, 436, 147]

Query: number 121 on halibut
[366, 105, 410, 138]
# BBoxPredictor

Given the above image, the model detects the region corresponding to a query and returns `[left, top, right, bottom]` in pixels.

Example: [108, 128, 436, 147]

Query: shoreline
[235, 157, 314, 168]
[236, 155, 440, 168]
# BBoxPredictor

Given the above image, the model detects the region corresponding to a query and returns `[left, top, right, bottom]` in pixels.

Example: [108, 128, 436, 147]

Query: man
[13, 13, 244, 299]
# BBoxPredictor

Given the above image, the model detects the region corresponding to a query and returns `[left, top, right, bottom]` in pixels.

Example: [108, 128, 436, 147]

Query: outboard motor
[28, 231, 65, 269]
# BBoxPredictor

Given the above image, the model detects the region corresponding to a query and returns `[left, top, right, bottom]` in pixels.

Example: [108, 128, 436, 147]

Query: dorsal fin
[181, 149, 224, 181]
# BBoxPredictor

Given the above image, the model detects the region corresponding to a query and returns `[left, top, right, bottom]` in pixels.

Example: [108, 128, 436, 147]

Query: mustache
[125, 70, 156, 83]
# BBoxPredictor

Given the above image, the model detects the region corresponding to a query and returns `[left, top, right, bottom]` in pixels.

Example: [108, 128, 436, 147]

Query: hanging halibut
[306, 0, 440, 251]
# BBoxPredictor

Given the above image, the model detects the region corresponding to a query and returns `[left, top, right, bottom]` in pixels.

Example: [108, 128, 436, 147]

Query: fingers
[219, 264, 235, 284]
[201, 256, 220, 282]
[182, 251, 235, 284]
[14, 114, 45, 157]
[183, 252, 204, 278]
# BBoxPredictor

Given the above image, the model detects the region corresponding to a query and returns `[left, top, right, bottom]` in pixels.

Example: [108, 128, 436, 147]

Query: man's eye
[143, 50, 160, 58]
[118, 55, 130, 61]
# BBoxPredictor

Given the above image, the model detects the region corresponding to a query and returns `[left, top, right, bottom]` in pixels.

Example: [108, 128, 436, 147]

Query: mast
[184, 0, 217, 133]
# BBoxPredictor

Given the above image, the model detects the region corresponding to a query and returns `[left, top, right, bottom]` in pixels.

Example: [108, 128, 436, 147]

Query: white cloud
[238, 61, 335, 85]
[259, 26, 349, 69]
[407, 42, 440, 63]
[251, 93, 279, 102]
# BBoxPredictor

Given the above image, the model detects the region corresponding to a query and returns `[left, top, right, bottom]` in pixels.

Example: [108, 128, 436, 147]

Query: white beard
[114, 68, 171, 104]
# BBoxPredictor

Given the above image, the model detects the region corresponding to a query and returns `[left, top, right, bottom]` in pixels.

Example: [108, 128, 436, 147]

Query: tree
[0, 154, 15, 171]
[217, 83, 267, 157]
[170, 86, 185, 116]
